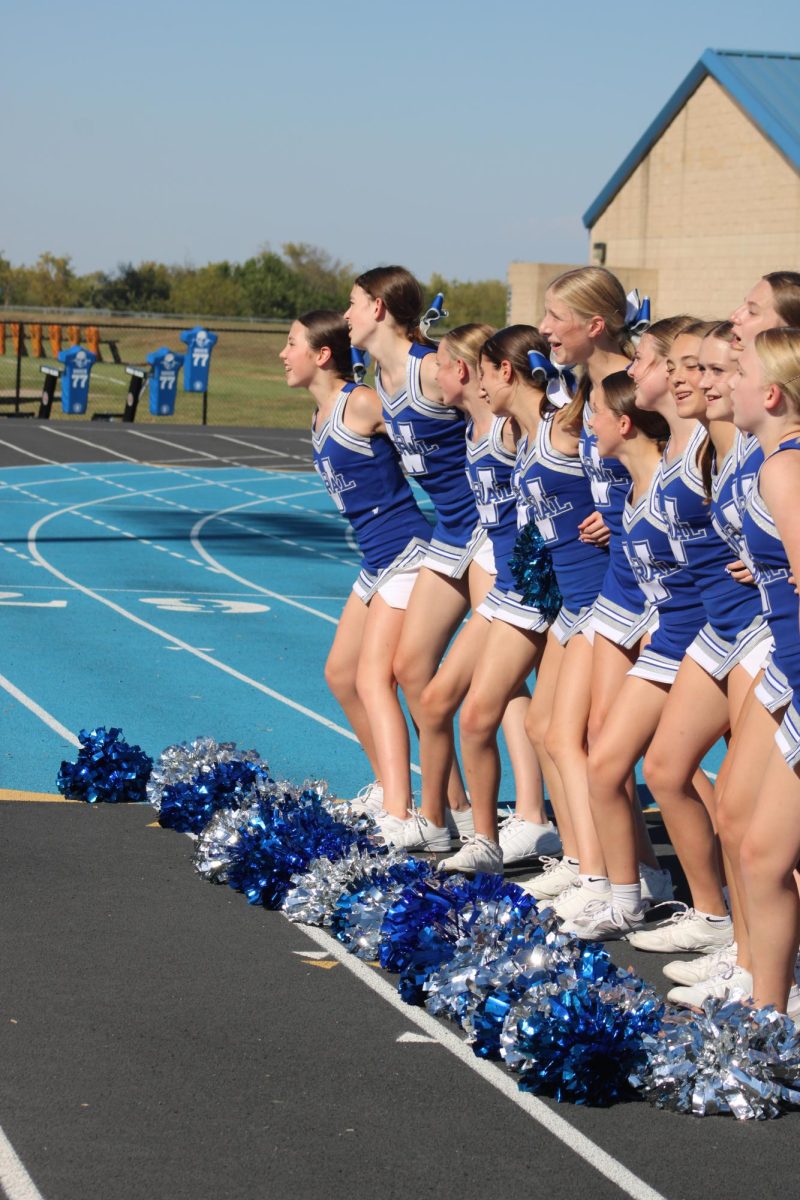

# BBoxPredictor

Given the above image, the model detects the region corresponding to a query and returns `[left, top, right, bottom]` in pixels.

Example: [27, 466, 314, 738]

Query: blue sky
[2, 0, 797, 283]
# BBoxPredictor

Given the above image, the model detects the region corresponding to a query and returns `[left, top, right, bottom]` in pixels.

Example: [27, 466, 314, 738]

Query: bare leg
[459, 620, 546, 842]
[643, 656, 729, 915]
[542, 633, 602, 873]
[417, 612, 491, 825]
[393, 567, 471, 807]
[588, 633, 659, 870]
[501, 689, 546, 822]
[741, 745, 800, 1012]
[355, 595, 412, 818]
[525, 633, 575, 855]
[324, 591, 380, 778]
[716, 687, 783, 973]
[587, 676, 670, 883]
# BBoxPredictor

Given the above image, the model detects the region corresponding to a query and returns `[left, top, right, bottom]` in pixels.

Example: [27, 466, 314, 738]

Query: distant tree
[169, 262, 245, 316]
[21, 252, 78, 307]
[282, 242, 352, 312]
[233, 249, 302, 318]
[427, 272, 507, 329]
[90, 261, 173, 311]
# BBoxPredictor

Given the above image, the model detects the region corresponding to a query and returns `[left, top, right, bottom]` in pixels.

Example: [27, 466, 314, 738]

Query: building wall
[590, 75, 800, 318]
[507, 261, 659, 327]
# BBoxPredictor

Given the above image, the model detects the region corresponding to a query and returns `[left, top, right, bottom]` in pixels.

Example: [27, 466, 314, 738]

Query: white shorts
[352, 536, 429, 611]
[472, 536, 496, 575]
[420, 522, 486, 579]
[476, 585, 551, 633]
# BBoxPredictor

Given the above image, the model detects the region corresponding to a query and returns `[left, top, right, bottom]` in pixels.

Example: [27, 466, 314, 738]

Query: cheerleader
[630, 324, 771, 999]
[344, 267, 483, 834]
[524, 268, 665, 910]
[405, 324, 558, 857]
[437, 327, 562, 874]
[563, 318, 729, 940]
[730, 271, 800, 352]
[279, 311, 431, 816]
[730, 329, 800, 1020]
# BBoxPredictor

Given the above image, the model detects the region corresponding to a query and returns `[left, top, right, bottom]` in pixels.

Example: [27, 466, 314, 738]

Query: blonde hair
[546, 266, 635, 434]
[754, 328, 800, 416]
[441, 323, 496, 370]
[763, 271, 800, 327]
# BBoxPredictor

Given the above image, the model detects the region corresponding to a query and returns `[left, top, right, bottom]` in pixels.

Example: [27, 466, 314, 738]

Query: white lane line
[26, 504, 360, 747]
[214, 434, 292, 458]
[295, 922, 667, 1200]
[191, 503, 340, 624]
[25, 490, 422, 775]
[0, 439, 57, 465]
[127, 429, 220, 460]
[40, 427, 138, 462]
[0, 671, 80, 748]
[0, 1123, 46, 1200]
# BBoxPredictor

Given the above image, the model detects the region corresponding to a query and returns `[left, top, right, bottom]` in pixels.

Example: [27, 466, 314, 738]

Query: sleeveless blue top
[580, 404, 648, 616]
[312, 382, 431, 573]
[375, 343, 478, 546]
[710, 431, 762, 560]
[621, 442, 707, 662]
[465, 415, 517, 589]
[656, 423, 761, 639]
[518, 409, 608, 610]
[740, 436, 800, 690]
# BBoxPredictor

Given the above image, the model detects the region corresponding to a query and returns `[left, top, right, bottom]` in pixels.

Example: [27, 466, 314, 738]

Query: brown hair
[441, 323, 496, 370]
[645, 315, 698, 360]
[353, 265, 433, 347]
[298, 310, 353, 380]
[479, 324, 550, 380]
[601, 370, 669, 446]
[763, 271, 800, 328]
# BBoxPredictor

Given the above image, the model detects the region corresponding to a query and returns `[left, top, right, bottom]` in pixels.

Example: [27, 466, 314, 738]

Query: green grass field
[0, 313, 317, 428]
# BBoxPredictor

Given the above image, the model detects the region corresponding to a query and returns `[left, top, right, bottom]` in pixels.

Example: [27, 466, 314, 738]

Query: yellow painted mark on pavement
[307, 960, 339, 970]
[0, 788, 78, 803]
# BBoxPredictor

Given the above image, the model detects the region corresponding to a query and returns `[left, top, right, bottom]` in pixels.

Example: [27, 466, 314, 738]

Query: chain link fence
[0, 310, 310, 427]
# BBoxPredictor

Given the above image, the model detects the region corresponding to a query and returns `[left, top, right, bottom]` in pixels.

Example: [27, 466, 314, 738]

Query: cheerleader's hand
[726, 558, 755, 585]
[578, 510, 611, 547]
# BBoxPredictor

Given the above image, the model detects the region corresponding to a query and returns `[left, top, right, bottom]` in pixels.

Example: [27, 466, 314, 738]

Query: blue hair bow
[351, 347, 370, 384]
[421, 292, 448, 337]
[624, 290, 651, 336]
[528, 351, 577, 408]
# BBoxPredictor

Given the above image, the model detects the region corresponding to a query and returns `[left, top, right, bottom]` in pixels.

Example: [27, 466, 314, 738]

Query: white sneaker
[437, 835, 503, 876]
[552, 878, 610, 921]
[625, 904, 733, 953]
[519, 856, 578, 901]
[498, 815, 562, 864]
[561, 898, 647, 942]
[348, 781, 385, 816]
[667, 964, 753, 1009]
[380, 810, 451, 853]
[662, 942, 739, 985]
[445, 806, 475, 845]
[639, 862, 674, 906]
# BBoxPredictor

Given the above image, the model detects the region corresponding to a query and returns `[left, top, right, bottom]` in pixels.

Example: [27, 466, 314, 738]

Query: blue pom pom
[56, 726, 152, 804]
[380, 874, 530, 1005]
[158, 759, 268, 834]
[509, 523, 562, 621]
[511, 971, 664, 1106]
[225, 791, 374, 910]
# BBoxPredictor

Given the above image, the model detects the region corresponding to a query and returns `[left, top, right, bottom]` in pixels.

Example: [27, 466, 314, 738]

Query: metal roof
[583, 49, 800, 229]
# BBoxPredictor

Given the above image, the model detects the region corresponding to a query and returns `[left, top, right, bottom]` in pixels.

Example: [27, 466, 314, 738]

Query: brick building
[509, 49, 800, 324]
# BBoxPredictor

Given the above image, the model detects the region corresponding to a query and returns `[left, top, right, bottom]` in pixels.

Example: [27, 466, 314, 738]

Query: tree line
[0, 245, 508, 327]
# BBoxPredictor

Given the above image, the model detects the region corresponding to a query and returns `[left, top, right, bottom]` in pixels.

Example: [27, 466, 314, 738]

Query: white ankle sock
[564, 857, 580, 872]
[579, 873, 610, 894]
[612, 881, 643, 911]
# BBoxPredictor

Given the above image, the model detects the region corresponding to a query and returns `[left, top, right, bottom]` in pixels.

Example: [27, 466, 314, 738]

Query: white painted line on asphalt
[0, 672, 81, 748]
[127, 429, 220, 460]
[0, 439, 56, 465]
[40, 426, 138, 462]
[0, 1123, 46, 1200]
[214, 434, 291, 458]
[396, 1032, 437, 1043]
[296, 922, 668, 1200]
